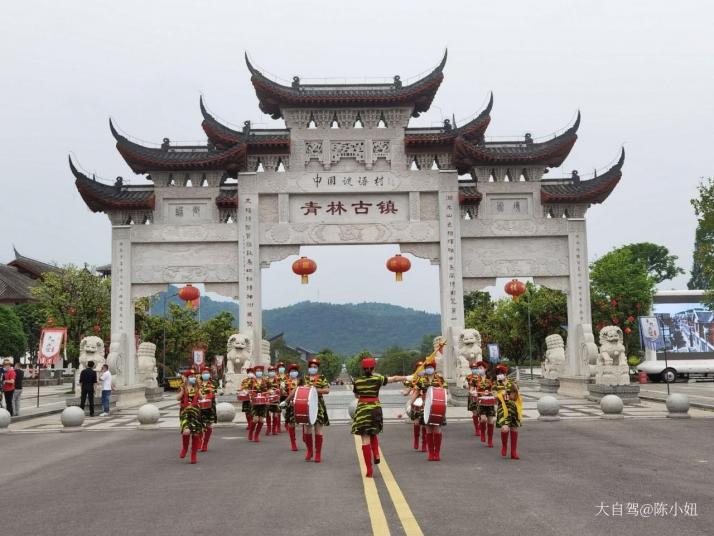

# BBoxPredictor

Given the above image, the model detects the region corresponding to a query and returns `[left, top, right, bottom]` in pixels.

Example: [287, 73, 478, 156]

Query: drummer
[176, 368, 204, 464]
[353, 357, 407, 477]
[411, 361, 447, 461]
[274, 361, 288, 434]
[474, 361, 496, 447]
[464, 360, 483, 437]
[282, 363, 301, 451]
[250, 365, 271, 443]
[241, 367, 256, 440]
[266, 365, 281, 436]
[494, 364, 522, 460]
[403, 361, 427, 452]
[298, 358, 330, 462]
[198, 365, 218, 452]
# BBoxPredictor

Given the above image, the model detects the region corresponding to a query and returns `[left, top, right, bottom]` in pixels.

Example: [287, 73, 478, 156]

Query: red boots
[247, 419, 255, 441]
[472, 415, 480, 436]
[190, 434, 201, 464]
[487, 422, 494, 448]
[266, 415, 273, 435]
[288, 426, 298, 451]
[420, 427, 427, 452]
[314, 434, 323, 463]
[179, 434, 190, 459]
[413, 424, 420, 450]
[426, 432, 435, 461]
[362, 444, 373, 477]
[253, 421, 263, 442]
[304, 433, 313, 461]
[274, 413, 281, 434]
[510, 429, 520, 460]
[370, 435, 380, 464]
[501, 430, 509, 457]
[201, 428, 212, 452]
[426, 431, 442, 461]
[433, 433, 442, 461]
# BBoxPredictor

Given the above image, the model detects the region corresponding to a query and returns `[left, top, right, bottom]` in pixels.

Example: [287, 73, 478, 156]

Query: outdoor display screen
[652, 299, 714, 359]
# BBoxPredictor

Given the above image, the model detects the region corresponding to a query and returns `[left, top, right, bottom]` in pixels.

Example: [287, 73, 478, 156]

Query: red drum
[293, 385, 318, 425]
[266, 389, 280, 404]
[198, 398, 212, 410]
[237, 390, 251, 402]
[250, 392, 269, 406]
[423, 387, 447, 425]
[478, 395, 497, 407]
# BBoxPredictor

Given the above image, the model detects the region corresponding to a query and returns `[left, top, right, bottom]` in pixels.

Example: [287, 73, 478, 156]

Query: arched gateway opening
[69, 52, 624, 407]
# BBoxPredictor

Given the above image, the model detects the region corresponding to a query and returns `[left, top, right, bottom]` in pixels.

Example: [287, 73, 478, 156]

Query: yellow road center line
[354, 435, 391, 536]
[378, 448, 425, 536]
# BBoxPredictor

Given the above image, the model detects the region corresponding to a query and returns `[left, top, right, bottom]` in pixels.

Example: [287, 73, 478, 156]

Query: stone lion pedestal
[448, 383, 469, 407]
[539, 378, 560, 393]
[586, 326, 640, 404]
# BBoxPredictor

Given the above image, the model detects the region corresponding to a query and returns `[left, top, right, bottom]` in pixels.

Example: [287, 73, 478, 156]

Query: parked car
[637, 358, 714, 383]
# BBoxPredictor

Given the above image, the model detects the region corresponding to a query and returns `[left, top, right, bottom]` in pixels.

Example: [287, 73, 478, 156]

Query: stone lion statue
[226, 333, 252, 374]
[598, 326, 627, 367]
[455, 328, 482, 386]
[543, 334, 565, 380]
[137, 342, 158, 389]
[78, 336, 105, 371]
[431, 335, 447, 374]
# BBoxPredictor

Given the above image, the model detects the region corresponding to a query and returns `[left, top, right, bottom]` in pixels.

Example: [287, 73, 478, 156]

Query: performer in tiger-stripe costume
[198, 365, 218, 452]
[279, 363, 301, 451]
[464, 361, 483, 437]
[297, 358, 330, 462]
[250, 365, 271, 443]
[176, 368, 205, 464]
[274, 361, 288, 434]
[403, 361, 427, 452]
[240, 367, 256, 440]
[266, 365, 281, 436]
[412, 363, 447, 461]
[493, 364, 522, 460]
[352, 357, 406, 478]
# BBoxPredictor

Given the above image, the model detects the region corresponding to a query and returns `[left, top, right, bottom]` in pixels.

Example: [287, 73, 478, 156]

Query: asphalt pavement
[1, 418, 712, 536]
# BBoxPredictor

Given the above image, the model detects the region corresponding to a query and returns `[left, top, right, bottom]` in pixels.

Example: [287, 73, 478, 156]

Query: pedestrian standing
[79, 361, 98, 416]
[98, 364, 113, 416]
[12, 361, 24, 416]
[2, 359, 16, 416]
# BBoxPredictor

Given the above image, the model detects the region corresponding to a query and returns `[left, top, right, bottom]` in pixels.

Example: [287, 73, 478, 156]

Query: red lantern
[292, 257, 317, 284]
[624, 327, 632, 335]
[68, 307, 77, 317]
[92, 324, 101, 335]
[178, 284, 200, 304]
[386, 254, 411, 282]
[504, 279, 526, 302]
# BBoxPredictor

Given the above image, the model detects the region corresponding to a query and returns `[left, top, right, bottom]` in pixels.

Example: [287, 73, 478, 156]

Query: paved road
[2, 418, 712, 536]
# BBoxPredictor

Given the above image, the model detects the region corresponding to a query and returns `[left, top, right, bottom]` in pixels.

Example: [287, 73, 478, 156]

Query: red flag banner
[38, 328, 67, 365]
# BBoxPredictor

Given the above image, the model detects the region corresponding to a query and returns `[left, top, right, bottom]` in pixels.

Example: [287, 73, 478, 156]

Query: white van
[637, 358, 714, 383]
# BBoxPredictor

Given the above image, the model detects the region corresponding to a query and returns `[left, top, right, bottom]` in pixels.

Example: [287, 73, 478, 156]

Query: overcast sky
[1, 0, 711, 313]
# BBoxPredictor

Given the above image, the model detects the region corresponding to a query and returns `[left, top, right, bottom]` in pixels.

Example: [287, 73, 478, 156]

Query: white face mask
[201, 373, 210, 381]
[417, 370, 425, 377]
[268, 371, 276, 378]
[308, 367, 318, 375]
[289, 370, 299, 379]
[278, 367, 286, 374]
[497, 374, 506, 381]
[255, 371, 263, 378]
[247, 373, 255, 379]
[424, 368, 435, 375]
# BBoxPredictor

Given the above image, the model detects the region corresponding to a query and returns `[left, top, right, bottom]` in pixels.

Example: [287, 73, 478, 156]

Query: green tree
[418, 334, 438, 358]
[376, 346, 420, 376]
[30, 266, 111, 365]
[346, 350, 372, 379]
[615, 242, 684, 284]
[199, 311, 237, 359]
[590, 248, 655, 355]
[12, 303, 45, 361]
[0, 305, 27, 358]
[690, 177, 714, 297]
[316, 348, 341, 382]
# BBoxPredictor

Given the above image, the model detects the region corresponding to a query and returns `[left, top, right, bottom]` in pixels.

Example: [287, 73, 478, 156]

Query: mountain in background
[152, 290, 440, 355]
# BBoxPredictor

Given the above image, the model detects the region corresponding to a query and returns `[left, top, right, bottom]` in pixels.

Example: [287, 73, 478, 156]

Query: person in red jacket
[2, 359, 16, 416]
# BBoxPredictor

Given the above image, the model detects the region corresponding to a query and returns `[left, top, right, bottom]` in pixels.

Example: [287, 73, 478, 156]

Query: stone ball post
[537, 395, 561, 421]
[666, 393, 690, 419]
[216, 402, 237, 424]
[600, 394, 624, 419]
[137, 404, 161, 429]
[0, 408, 11, 432]
[61, 406, 85, 431]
